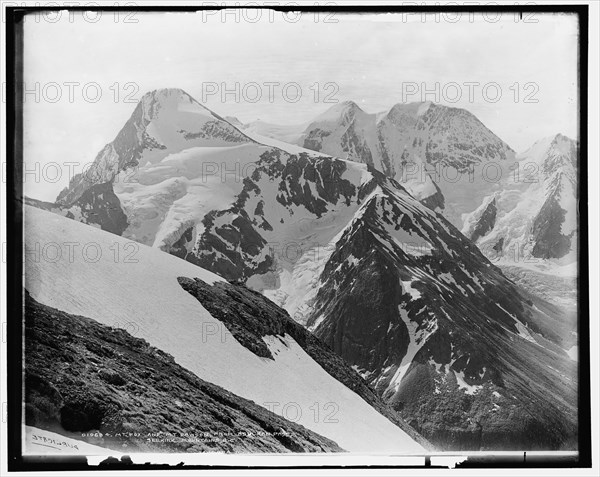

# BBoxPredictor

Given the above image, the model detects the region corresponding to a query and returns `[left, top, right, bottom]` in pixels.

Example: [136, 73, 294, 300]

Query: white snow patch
[496, 303, 538, 344]
[401, 280, 422, 300]
[417, 101, 432, 116]
[386, 307, 437, 394]
[566, 345, 578, 361]
[453, 371, 482, 395]
[346, 254, 359, 267]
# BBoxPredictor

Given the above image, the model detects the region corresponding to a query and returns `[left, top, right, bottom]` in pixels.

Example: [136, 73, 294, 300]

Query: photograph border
[4, 3, 592, 472]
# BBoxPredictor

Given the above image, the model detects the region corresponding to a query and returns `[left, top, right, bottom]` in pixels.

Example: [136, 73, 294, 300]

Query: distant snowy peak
[300, 100, 379, 171]
[463, 133, 578, 264]
[138, 88, 245, 132]
[377, 101, 515, 172]
[518, 133, 578, 185]
[519, 133, 577, 162]
[296, 100, 514, 227]
[134, 87, 253, 152]
[312, 100, 367, 125]
[300, 100, 514, 167]
[526, 134, 578, 260]
[56, 88, 253, 205]
[139, 88, 210, 118]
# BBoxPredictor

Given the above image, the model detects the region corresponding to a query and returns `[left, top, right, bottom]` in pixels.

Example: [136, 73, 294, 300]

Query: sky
[21, 9, 579, 201]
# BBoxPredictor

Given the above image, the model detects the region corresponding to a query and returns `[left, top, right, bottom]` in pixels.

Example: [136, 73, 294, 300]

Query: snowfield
[114, 143, 273, 249]
[24, 205, 424, 454]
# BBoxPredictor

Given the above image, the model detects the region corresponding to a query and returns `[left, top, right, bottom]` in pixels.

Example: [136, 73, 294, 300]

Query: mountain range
[24, 88, 579, 452]
[242, 100, 516, 230]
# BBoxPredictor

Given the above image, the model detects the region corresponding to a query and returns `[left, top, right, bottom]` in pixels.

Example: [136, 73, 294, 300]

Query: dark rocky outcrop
[189, 149, 360, 282]
[419, 179, 445, 211]
[531, 195, 574, 259]
[68, 182, 128, 235]
[26, 182, 128, 236]
[470, 198, 497, 242]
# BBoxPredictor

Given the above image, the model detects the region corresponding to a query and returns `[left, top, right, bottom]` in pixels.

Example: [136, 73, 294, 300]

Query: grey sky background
[22, 10, 579, 201]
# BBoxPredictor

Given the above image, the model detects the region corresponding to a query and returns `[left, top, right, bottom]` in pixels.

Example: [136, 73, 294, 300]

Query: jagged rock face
[462, 134, 578, 264]
[419, 179, 445, 211]
[176, 149, 366, 283]
[310, 242, 410, 375]
[193, 203, 274, 281]
[296, 101, 515, 228]
[530, 194, 574, 259]
[469, 197, 497, 242]
[274, 153, 358, 215]
[66, 182, 129, 235]
[24, 292, 342, 453]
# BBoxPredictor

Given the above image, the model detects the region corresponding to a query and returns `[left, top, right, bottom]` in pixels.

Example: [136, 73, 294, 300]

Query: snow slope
[113, 142, 273, 249]
[242, 119, 306, 145]
[24, 205, 424, 454]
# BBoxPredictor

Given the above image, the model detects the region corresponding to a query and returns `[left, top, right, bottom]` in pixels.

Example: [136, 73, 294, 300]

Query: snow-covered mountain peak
[56, 88, 253, 205]
[381, 101, 493, 133]
[519, 133, 576, 162]
[331, 99, 363, 112]
[553, 132, 574, 144]
[517, 133, 577, 186]
[141, 87, 195, 104]
[294, 98, 516, 227]
[138, 87, 216, 122]
[135, 87, 250, 149]
[462, 132, 578, 266]
[313, 100, 368, 125]
[382, 101, 434, 122]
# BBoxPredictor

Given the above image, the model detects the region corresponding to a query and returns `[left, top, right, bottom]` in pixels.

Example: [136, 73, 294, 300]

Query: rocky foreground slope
[25, 292, 342, 453]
